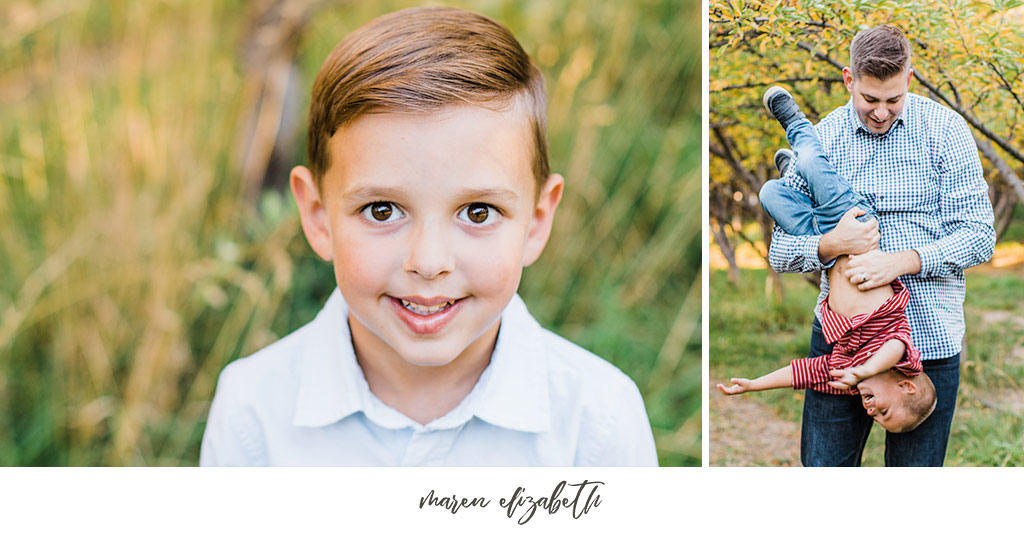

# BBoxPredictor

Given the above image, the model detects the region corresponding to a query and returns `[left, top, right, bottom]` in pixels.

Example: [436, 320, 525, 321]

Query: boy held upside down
[716, 86, 936, 434]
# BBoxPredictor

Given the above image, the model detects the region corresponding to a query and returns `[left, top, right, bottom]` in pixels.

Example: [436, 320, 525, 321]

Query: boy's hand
[717, 378, 754, 395]
[827, 366, 870, 391]
[819, 207, 879, 261]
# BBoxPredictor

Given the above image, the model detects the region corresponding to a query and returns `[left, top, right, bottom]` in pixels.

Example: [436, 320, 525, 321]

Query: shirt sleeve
[790, 355, 833, 390]
[199, 362, 268, 466]
[913, 114, 995, 277]
[580, 377, 659, 467]
[886, 315, 923, 376]
[766, 165, 836, 274]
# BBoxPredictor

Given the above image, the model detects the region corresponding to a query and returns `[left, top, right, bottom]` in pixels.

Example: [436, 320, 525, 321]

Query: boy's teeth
[400, 299, 454, 315]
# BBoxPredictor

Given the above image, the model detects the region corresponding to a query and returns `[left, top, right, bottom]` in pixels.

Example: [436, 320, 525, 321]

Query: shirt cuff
[791, 355, 829, 390]
[805, 235, 835, 271]
[913, 243, 942, 278]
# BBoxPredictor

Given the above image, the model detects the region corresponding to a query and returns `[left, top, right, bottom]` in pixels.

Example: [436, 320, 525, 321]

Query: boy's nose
[403, 220, 455, 279]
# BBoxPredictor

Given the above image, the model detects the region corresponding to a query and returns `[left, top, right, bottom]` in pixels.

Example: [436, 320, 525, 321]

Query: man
[767, 24, 995, 466]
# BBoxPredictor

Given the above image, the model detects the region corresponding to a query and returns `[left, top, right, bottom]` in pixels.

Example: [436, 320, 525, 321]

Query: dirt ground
[709, 379, 801, 466]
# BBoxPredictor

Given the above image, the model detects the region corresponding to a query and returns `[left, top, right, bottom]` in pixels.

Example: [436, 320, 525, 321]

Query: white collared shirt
[199, 289, 658, 466]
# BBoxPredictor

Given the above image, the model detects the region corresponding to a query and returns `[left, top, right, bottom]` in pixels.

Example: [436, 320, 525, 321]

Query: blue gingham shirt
[768, 92, 995, 360]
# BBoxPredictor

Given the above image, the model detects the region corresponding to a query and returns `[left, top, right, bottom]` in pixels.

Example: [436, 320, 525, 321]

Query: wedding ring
[861, 272, 868, 283]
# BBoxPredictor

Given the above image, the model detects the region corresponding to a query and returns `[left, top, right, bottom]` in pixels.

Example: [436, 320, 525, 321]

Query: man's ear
[522, 173, 564, 267]
[842, 66, 854, 92]
[290, 165, 334, 262]
[907, 67, 915, 86]
[897, 379, 918, 395]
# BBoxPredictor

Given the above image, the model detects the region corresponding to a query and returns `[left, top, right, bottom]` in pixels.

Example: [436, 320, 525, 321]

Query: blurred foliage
[709, 0, 1024, 281]
[0, 0, 700, 466]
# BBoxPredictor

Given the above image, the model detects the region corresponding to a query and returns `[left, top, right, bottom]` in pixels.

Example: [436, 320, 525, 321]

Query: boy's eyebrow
[341, 185, 406, 201]
[457, 187, 519, 203]
[341, 185, 521, 203]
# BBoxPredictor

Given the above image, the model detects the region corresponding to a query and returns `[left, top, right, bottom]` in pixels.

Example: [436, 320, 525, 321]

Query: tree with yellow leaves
[710, 0, 1024, 287]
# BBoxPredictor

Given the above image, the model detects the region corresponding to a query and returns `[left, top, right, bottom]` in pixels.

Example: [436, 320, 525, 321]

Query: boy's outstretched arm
[717, 365, 793, 395]
[827, 338, 906, 391]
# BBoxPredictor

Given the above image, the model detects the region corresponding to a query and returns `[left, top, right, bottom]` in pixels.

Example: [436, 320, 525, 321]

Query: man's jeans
[759, 117, 876, 235]
[800, 318, 961, 466]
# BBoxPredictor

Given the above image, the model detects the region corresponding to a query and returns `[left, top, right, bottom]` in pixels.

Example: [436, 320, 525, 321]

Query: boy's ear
[290, 165, 334, 262]
[521, 173, 564, 267]
[897, 379, 918, 395]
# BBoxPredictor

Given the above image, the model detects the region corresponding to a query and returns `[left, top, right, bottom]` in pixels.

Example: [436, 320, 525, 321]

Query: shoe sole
[773, 148, 794, 173]
[762, 86, 789, 119]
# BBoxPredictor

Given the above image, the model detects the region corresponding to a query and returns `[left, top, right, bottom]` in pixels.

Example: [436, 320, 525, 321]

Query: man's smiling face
[843, 67, 912, 134]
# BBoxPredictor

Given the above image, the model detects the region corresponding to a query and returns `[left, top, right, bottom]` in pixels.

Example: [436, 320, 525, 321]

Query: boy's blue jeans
[800, 319, 960, 467]
[759, 117, 876, 234]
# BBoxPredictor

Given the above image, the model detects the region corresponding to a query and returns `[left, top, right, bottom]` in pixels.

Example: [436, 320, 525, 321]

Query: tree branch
[713, 76, 843, 92]
[987, 61, 1024, 112]
[796, 40, 844, 71]
[973, 133, 1024, 206]
[914, 70, 1024, 166]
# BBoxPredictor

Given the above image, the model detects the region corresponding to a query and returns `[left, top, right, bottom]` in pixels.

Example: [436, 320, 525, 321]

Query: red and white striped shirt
[791, 281, 922, 395]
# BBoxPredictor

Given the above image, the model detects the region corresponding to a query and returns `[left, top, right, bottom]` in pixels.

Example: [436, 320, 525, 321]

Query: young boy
[716, 86, 937, 434]
[199, 7, 657, 466]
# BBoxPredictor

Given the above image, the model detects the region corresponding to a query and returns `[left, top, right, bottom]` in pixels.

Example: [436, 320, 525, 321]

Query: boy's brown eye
[370, 202, 392, 221]
[466, 203, 489, 223]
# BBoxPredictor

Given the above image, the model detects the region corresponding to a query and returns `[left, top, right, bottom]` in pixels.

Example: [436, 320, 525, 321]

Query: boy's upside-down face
[292, 102, 562, 370]
[857, 371, 919, 432]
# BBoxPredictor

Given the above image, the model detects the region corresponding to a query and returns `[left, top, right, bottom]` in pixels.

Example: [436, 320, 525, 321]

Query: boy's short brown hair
[849, 24, 911, 81]
[307, 7, 549, 192]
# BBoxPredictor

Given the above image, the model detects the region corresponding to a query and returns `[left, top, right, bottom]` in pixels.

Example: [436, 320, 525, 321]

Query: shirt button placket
[400, 429, 433, 466]
[399, 425, 464, 466]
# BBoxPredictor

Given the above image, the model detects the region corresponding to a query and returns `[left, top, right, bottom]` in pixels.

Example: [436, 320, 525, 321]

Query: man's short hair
[849, 24, 911, 80]
[307, 6, 549, 192]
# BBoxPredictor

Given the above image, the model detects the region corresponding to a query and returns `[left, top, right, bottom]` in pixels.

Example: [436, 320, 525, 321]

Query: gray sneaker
[763, 86, 806, 131]
[773, 148, 794, 176]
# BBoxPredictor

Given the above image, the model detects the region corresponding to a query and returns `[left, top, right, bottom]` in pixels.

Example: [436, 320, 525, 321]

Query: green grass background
[0, 0, 700, 466]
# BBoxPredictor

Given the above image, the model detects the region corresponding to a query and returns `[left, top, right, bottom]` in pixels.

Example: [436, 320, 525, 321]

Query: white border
[701, 0, 711, 469]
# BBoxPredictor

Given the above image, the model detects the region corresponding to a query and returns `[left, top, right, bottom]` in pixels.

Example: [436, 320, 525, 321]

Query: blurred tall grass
[0, 0, 700, 466]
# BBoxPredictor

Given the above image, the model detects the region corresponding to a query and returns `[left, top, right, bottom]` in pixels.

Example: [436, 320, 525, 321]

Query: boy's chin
[396, 350, 462, 368]
[387, 338, 482, 369]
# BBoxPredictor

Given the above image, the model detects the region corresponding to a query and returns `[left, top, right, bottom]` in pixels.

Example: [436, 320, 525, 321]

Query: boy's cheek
[468, 254, 522, 297]
[331, 233, 397, 287]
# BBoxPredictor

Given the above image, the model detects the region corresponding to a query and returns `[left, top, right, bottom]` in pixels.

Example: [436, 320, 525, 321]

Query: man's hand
[818, 207, 880, 263]
[827, 366, 870, 391]
[844, 249, 922, 290]
[717, 379, 754, 395]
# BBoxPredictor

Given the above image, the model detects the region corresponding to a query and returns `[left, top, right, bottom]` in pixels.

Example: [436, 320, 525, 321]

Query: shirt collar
[291, 290, 551, 433]
[466, 294, 551, 433]
[820, 280, 910, 343]
[292, 288, 369, 428]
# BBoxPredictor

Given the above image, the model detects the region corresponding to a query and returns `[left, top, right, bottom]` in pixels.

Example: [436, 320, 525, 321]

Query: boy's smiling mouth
[399, 297, 458, 315]
[388, 295, 466, 335]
